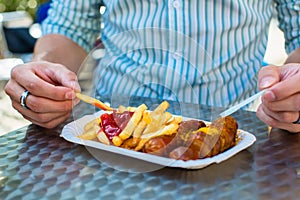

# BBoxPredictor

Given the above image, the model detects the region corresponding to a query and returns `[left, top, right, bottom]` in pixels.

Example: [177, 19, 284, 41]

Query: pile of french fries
[78, 101, 182, 151]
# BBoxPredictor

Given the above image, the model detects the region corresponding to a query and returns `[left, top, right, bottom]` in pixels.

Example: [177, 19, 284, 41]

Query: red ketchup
[100, 111, 133, 140]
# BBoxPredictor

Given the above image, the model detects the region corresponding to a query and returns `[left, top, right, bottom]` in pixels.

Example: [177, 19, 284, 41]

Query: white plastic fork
[219, 89, 266, 117]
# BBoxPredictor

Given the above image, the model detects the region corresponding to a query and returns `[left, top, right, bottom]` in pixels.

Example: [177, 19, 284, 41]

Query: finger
[23, 112, 72, 129]
[256, 105, 300, 133]
[6, 79, 80, 112]
[256, 104, 277, 127]
[262, 91, 300, 112]
[12, 91, 80, 113]
[260, 103, 299, 123]
[13, 101, 72, 129]
[4, 78, 25, 103]
[11, 63, 81, 101]
[258, 65, 280, 89]
[26, 95, 80, 113]
[34, 62, 81, 91]
[262, 64, 300, 101]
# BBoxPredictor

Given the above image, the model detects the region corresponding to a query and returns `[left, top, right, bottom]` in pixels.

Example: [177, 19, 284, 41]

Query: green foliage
[0, 0, 49, 18]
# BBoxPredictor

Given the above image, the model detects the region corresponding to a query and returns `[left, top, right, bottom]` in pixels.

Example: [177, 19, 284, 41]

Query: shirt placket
[165, 0, 186, 99]
[167, 0, 184, 65]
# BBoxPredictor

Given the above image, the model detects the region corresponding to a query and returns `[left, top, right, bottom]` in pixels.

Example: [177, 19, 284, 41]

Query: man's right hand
[4, 61, 81, 129]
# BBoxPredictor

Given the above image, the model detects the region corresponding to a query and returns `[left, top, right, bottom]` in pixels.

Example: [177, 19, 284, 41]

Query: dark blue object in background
[35, 0, 51, 23]
[3, 26, 37, 53]
[3, 1, 52, 54]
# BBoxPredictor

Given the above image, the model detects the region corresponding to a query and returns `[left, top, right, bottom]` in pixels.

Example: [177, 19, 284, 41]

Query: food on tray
[167, 116, 238, 160]
[78, 101, 239, 161]
[75, 93, 113, 111]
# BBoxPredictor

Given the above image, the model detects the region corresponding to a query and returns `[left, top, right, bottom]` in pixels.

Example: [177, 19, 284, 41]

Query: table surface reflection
[1, 96, 300, 200]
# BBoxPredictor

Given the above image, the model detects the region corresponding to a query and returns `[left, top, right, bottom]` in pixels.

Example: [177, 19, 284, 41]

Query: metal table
[1, 96, 300, 200]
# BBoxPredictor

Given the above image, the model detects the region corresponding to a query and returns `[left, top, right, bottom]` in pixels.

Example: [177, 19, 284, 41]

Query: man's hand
[257, 63, 300, 132]
[4, 61, 81, 129]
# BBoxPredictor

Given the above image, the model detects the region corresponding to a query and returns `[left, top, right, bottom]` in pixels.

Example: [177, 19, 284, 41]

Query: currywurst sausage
[143, 116, 238, 161]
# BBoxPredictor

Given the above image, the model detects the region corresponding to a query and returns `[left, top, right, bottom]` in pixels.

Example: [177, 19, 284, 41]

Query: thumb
[258, 65, 280, 90]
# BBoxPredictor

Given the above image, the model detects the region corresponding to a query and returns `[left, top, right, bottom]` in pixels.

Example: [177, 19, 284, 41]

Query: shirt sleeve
[275, 0, 300, 54]
[40, 0, 101, 52]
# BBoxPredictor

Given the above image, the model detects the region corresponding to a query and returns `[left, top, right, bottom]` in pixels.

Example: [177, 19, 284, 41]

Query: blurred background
[0, 0, 50, 135]
[0, 0, 49, 59]
[0, 0, 48, 17]
[0, 1, 288, 136]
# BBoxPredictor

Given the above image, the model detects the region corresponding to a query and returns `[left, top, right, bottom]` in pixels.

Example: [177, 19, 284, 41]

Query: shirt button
[172, 0, 180, 9]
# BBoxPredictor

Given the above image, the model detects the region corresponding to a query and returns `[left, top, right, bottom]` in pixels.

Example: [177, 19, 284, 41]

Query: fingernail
[259, 76, 276, 88]
[265, 90, 276, 101]
[65, 91, 75, 99]
[66, 81, 80, 91]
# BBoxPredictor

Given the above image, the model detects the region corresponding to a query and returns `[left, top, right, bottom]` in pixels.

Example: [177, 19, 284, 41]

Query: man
[4, 0, 300, 132]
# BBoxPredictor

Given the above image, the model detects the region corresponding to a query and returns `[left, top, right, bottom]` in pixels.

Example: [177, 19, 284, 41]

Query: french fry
[111, 104, 147, 146]
[112, 136, 123, 146]
[118, 105, 127, 113]
[76, 93, 113, 111]
[152, 101, 169, 114]
[118, 104, 147, 141]
[118, 105, 137, 112]
[84, 118, 101, 131]
[131, 101, 171, 138]
[166, 116, 182, 125]
[126, 106, 138, 112]
[135, 122, 179, 151]
[121, 137, 139, 149]
[78, 123, 100, 140]
[78, 129, 97, 140]
[97, 130, 110, 145]
[132, 111, 150, 138]
[79, 100, 182, 153]
[142, 111, 173, 135]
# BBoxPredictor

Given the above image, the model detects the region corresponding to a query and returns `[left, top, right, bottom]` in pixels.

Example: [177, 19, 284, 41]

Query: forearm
[32, 34, 87, 74]
[285, 46, 300, 64]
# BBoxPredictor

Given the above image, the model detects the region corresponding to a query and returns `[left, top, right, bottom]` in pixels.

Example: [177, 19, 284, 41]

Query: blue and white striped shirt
[42, 0, 300, 107]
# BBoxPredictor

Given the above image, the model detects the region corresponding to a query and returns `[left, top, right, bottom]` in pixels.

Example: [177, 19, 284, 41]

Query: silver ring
[20, 90, 30, 110]
[293, 114, 300, 124]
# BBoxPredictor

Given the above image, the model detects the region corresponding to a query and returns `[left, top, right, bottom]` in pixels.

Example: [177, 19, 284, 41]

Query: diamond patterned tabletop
[1, 97, 300, 200]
